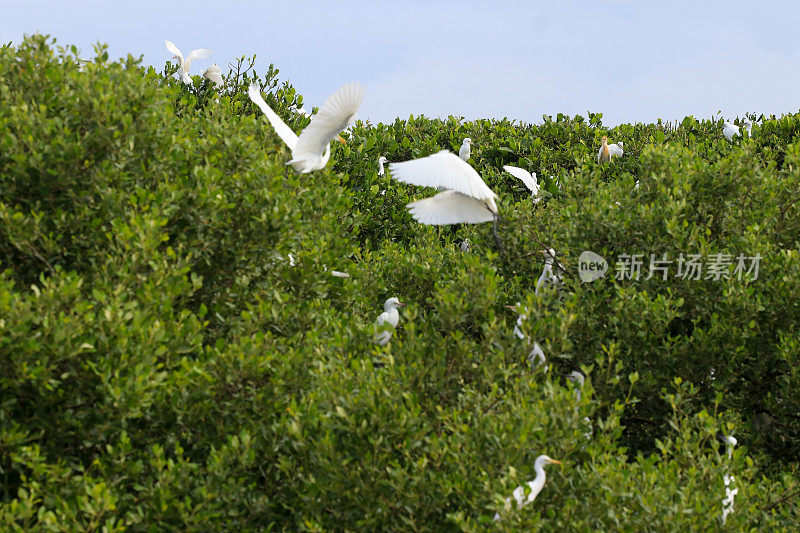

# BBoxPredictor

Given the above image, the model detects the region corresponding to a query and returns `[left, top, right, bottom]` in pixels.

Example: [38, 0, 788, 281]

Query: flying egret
[494, 455, 562, 521]
[459, 138, 474, 161]
[608, 141, 624, 158]
[248, 81, 364, 173]
[165, 40, 212, 85]
[503, 166, 541, 202]
[374, 297, 404, 346]
[378, 156, 388, 176]
[388, 151, 499, 226]
[202, 63, 223, 86]
[597, 136, 611, 163]
[723, 121, 740, 141]
[536, 249, 562, 295]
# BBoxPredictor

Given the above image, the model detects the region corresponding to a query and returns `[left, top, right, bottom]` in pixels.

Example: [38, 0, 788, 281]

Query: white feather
[293, 81, 364, 160]
[503, 165, 539, 194]
[248, 84, 300, 150]
[389, 151, 496, 201]
[406, 190, 496, 225]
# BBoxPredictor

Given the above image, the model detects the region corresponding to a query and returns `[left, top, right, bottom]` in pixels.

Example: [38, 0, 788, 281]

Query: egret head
[378, 156, 388, 164]
[384, 297, 404, 310]
[566, 370, 585, 387]
[462, 137, 473, 146]
[540, 248, 557, 265]
[601, 135, 608, 144]
[535, 455, 562, 468]
[618, 141, 624, 148]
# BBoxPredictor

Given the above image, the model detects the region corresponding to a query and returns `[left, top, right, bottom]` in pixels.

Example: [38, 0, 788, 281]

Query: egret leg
[492, 215, 504, 250]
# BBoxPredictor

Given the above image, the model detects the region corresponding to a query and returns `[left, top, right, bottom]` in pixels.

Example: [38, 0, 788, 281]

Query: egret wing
[248, 84, 299, 150]
[390, 151, 496, 200]
[184, 48, 212, 71]
[294, 81, 365, 157]
[406, 191, 495, 225]
[608, 144, 623, 157]
[375, 311, 390, 327]
[503, 165, 538, 192]
[164, 40, 183, 63]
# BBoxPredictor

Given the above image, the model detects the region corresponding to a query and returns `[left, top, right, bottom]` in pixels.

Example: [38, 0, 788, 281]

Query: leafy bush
[0, 35, 798, 529]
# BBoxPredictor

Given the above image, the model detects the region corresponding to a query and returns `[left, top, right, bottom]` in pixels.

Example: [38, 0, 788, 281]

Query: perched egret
[536, 249, 562, 295]
[378, 156, 388, 176]
[460, 238, 471, 252]
[165, 40, 212, 85]
[597, 136, 611, 163]
[494, 455, 562, 521]
[608, 141, 624, 158]
[721, 474, 738, 525]
[507, 304, 547, 370]
[202, 63, 223, 86]
[248, 81, 364, 173]
[374, 297, 404, 346]
[723, 121, 740, 141]
[459, 138, 474, 161]
[388, 151, 498, 225]
[566, 370, 585, 399]
[717, 434, 738, 459]
[635, 180, 640, 190]
[743, 118, 753, 135]
[507, 303, 528, 340]
[503, 165, 541, 200]
[529, 342, 546, 370]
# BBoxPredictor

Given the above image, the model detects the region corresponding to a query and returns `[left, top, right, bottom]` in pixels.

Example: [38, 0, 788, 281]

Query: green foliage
[1, 35, 798, 529]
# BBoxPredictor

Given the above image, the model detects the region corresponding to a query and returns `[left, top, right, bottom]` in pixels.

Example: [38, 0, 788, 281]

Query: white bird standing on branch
[536, 248, 562, 295]
[248, 81, 364, 173]
[503, 166, 541, 202]
[378, 156, 388, 176]
[374, 297, 404, 346]
[165, 40, 212, 85]
[743, 118, 753, 136]
[723, 121, 740, 141]
[459, 137, 474, 161]
[494, 455, 562, 521]
[202, 63, 223, 86]
[388, 151, 499, 226]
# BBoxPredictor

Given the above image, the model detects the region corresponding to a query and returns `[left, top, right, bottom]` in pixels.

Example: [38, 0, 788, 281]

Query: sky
[3, 0, 800, 126]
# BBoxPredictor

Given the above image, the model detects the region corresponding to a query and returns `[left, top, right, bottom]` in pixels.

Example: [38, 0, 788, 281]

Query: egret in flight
[504, 166, 541, 202]
[202, 63, 223, 86]
[165, 40, 212, 85]
[494, 455, 562, 521]
[378, 156, 388, 176]
[597, 136, 611, 163]
[374, 297, 404, 346]
[248, 81, 364, 173]
[459, 138, 474, 161]
[536, 249, 562, 295]
[723, 121, 740, 141]
[388, 151, 498, 225]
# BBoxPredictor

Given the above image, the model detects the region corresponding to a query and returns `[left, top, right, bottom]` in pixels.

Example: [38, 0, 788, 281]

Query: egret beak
[506, 305, 517, 310]
[548, 459, 563, 465]
[397, 302, 406, 307]
[335, 135, 347, 144]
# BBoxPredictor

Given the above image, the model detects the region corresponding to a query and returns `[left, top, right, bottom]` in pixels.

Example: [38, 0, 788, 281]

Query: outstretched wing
[294, 81, 365, 158]
[164, 40, 183, 64]
[389, 151, 496, 201]
[503, 165, 538, 193]
[406, 190, 495, 225]
[184, 48, 212, 72]
[248, 84, 299, 150]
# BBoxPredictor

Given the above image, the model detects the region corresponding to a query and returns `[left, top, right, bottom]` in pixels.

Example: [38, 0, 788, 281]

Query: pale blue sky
[4, 1, 800, 126]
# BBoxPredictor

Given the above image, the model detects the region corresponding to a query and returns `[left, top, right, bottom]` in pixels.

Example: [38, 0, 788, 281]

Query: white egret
[507, 304, 548, 370]
[723, 121, 740, 141]
[164, 40, 212, 85]
[494, 455, 562, 521]
[721, 474, 738, 525]
[248, 81, 364, 173]
[460, 238, 471, 252]
[529, 342, 546, 370]
[743, 118, 753, 135]
[388, 151, 498, 225]
[459, 138, 474, 161]
[608, 141, 624, 158]
[597, 136, 611, 163]
[331, 270, 350, 278]
[202, 63, 223, 86]
[635, 180, 640, 190]
[536, 249, 562, 296]
[378, 156, 388, 176]
[503, 165, 541, 201]
[566, 370, 585, 399]
[374, 297, 404, 346]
